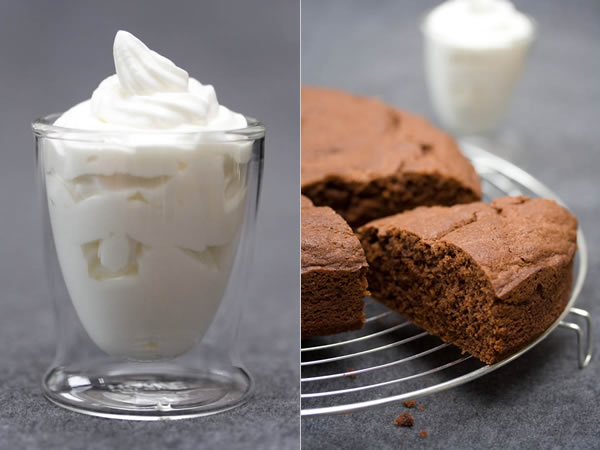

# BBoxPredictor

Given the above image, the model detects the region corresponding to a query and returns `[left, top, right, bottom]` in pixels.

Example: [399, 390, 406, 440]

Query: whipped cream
[56, 30, 246, 131]
[422, 0, 535, 134]
[45, 31, 252, 360]
[426, 0, 533, 48]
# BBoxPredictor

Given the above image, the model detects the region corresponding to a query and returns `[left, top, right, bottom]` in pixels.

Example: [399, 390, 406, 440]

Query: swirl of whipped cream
[56, 30, 246, 131]
[113, 30, 189, 95]
[425, 0, 534, 48]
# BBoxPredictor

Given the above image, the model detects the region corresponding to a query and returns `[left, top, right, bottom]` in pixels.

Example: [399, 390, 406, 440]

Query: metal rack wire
[301, 142, 592, 417]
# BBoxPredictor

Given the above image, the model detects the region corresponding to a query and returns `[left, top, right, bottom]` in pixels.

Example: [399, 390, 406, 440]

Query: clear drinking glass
[421, 9, 536, 140]
[33, 114, 264, 420]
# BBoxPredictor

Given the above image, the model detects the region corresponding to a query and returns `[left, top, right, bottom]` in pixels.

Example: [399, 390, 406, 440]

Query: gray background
[0, 1, 299, 449]
[302, 0, 600, 448]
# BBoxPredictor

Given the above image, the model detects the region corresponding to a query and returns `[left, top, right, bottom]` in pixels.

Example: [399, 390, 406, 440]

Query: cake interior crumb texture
[358, 196, 578, 364]
[301, 86, 482, 227]
[301, 196, 369, 338]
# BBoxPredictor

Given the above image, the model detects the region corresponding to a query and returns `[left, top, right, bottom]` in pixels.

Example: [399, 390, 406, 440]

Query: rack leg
[558, 308, 593, 369]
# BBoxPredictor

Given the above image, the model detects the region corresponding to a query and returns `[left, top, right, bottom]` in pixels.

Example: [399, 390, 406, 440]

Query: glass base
[43, 364, 253, 421]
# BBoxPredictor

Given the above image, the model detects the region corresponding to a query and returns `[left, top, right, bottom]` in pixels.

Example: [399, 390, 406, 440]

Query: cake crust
[357, 196, 578, 364]
[301, 86, 482, 227]
[301, 196, 369, 338]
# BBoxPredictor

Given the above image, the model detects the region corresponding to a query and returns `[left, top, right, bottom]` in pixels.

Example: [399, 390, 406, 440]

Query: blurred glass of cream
[422, 0, 535, 136]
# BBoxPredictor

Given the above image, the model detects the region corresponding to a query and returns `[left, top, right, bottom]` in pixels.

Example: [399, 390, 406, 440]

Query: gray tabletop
[302, 0, 600, 448]
[0, 1, 299, 449]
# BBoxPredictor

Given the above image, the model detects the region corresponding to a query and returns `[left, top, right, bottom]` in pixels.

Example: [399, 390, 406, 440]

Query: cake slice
[357, 196, 578, 364]
[302, 196, 369, 338]
[301, 86, 482, 227]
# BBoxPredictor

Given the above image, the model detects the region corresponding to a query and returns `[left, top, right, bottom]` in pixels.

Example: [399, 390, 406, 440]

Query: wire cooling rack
[301, 142, 592, 417]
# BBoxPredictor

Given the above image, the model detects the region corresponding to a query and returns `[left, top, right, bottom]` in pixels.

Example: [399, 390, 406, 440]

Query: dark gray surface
[302, 1, 600, 448]
[0, 1, 299, 449]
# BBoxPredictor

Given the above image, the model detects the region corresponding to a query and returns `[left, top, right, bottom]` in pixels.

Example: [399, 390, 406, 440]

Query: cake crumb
[394, 412, 414, 427]
[419, 430, 428, 438]
[452, 396, 457, 401]
[345, 413, 351, 417]
[403, 400, 417, 408]
[344, 368, 357, 379]
[418, 405, 425, 411]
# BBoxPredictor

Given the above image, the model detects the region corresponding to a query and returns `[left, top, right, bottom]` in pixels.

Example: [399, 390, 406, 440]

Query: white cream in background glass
[422, 0, 535, 136]
[34, 31, 264, 419]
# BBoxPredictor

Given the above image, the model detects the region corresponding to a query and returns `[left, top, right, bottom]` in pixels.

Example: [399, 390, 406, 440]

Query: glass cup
[421, 10, 536, 138]
[33, 114, 264, 420]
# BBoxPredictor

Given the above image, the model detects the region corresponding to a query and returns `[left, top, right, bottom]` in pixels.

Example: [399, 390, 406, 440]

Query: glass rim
[32, 113, 265, 142]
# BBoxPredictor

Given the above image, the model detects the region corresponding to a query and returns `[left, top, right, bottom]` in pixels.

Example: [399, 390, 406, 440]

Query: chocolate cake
[357, 196, 578, 364]
[301, 86, 482, 227]
[301, 196, 369, 338]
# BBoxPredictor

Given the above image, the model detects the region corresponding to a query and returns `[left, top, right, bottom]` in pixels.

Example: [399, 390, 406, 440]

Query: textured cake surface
[301, 196, 369, 338]
[301, 86, 482, 227]
[357, 196, 578, 364]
